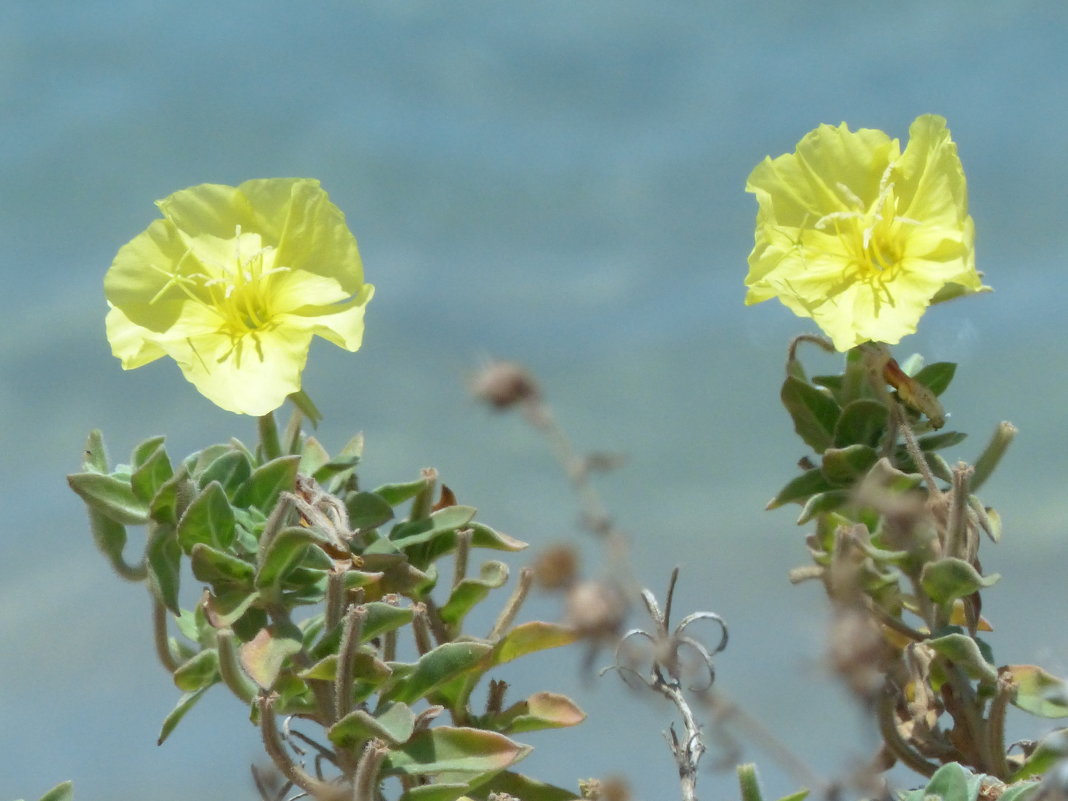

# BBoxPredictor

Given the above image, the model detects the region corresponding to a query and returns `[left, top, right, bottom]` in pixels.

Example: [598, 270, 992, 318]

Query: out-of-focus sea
[4, 2, 1068, 799]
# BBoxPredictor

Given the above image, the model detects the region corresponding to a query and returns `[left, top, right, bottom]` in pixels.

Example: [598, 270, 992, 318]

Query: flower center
[207, 229, 286, 336]
[814, 172, 919, 299]
[150, 226, 291, 340]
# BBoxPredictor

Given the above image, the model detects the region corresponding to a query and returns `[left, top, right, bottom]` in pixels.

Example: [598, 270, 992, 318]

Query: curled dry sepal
[67, 413, 586, 801]
[766, 338, 1068, 786]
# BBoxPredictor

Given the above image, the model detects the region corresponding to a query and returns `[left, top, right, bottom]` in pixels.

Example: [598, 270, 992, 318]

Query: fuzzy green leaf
[157, 687, 209, 745]
[397, 784, 473, 801]
[146, 524, 181, 613]
[347, 491, 395, 530]
[493, 691, 585, 734]
[440, 561, 510, 627]
[381, 726, 529, 777]
[240, 624, 303, 690]
[67, 472, 148, 525]
[766, 468, 835, 510]
[374, 479, 431, 507]
[820, 444, 879, 485]
[131, 440, 173, 505]
[998, 782, 1040, 801]
[796, 490, 850, 525]
[197, 449, 252, 497]
[190, 543, 254, 586]
[1008, 665, 1068, 718]
[384, 642, 493, 704]
[833, 399, 888, 449]
[917, 431, 968, 451]
[389, 506, 478, 549]
[781, 376, 841, 453]
[466, 770, 579, 801]
[913, 362, 957, 397]
[234, 455, 300, 512]
[1009, 729, 1068, 781]
[177, 482, 235, 553]
[256, 526, 329, 589]
[493, 622, 580, 665]
[915, 762, 979, 801]
[921, 558, 1000, 605]
[329, 701, 417, 748]
[35, 781, 74, 801]
[928, 633, 997, 685]
[173, 648, 220, 692]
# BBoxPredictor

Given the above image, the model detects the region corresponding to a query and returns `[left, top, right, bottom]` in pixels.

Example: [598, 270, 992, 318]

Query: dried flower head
[470, 360, 541, 410]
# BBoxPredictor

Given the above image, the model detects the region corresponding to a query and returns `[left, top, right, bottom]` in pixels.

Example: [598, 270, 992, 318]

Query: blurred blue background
[4, 2, 1068, 799]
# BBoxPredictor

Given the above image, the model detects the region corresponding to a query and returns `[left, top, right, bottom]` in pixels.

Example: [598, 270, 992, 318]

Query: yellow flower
[105, 178, 374, 415]
[744, 114, 986, 351]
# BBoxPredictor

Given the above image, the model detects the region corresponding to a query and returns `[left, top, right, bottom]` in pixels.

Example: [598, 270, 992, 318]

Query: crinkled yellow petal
[277, 283, 376, 351]
[103, 177, 373, 415]
[154, 304, 315, 415]
[105, 306, 168, 368]
[744, 115, 984, 350]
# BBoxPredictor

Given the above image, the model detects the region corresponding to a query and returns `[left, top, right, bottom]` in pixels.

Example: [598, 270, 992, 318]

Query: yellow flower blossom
[105, 178, 374, 415]
[744, 114, 986, 351]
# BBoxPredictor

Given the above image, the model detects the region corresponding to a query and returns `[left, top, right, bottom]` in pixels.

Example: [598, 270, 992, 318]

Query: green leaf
[298, 436, 331, 476]
[493, 622, 579, 665]
[913, 362, 957, 397]
[920, 558, 1000, 605]
[917, 431, 968, 451]
[374, 478, 431, 507]
[1007, 665, 1068, 717]
[198, 449, 252, 497]
[85, 506, 131, 572]
[82, 429, 109, 472]
[384, 642, 493, 704]
[833, 399, 888, 448]
[177, 482, 236, 553]
[347, 491, 396, 530]
[389, 506, 478, 549]
[329, 701, 417, 748]
[173, 648, 220, 692]
[313, 432, 364, 491]
[35, 781, 74, 801]
[203, 589, 261, 627]
[240, 624, 303, 690]
[1009, 729, 1068, 781]
[999, 782, 1040, 801]
[398, 784, 474, 801]
[796, 490, 850, 525]
[781, 376, 841, 453]
[928, 633, 997, 685]
[157, 687, 209, 744]
[234, 455, 300, 511]
[766, 468, 835, 510]
[915, 762, 979, 801]
[381, 726, 529, 777]
[67, 472, 149, 525]
[440, 561, 510, 627]
[820, 444, 879, 485]
[466, 522, 527, 552]
[493, 691, 585, 734]
[256, 526, 330, 589]
[130, 440, 173, 505]
[146, 524, 181, 613]
[466, 771, 579, 801]
[190, 543, 255, 586]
